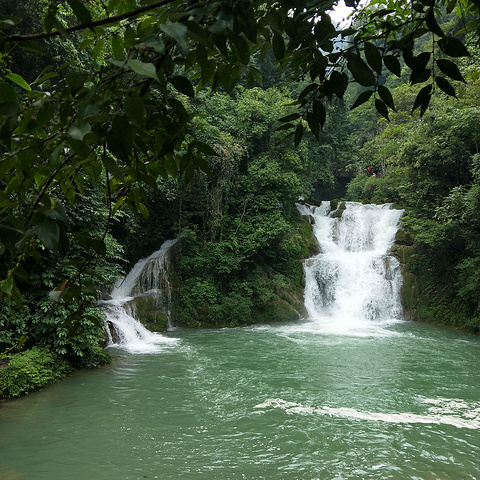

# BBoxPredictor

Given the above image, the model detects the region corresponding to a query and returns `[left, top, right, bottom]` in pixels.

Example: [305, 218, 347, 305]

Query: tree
[0, 0, 478, 313]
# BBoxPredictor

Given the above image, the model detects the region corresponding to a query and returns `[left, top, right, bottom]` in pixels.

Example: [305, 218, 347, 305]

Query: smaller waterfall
[102, 239, 180, 353]
[298, 201, 404, 336]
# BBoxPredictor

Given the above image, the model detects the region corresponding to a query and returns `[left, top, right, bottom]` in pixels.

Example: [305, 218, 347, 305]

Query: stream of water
[1, 202, 479, 480]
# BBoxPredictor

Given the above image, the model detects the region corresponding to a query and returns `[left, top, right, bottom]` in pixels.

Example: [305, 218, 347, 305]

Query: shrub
[0, 347, 73, 400]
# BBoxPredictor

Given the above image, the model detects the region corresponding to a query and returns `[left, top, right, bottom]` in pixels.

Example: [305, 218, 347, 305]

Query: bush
[0, 347, 73, 400]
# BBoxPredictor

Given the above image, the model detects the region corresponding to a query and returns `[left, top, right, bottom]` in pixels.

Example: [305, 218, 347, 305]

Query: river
[1, 202, 479, 480]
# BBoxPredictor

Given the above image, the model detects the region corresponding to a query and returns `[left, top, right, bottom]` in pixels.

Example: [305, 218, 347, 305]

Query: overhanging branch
[2, 0, 175, 42]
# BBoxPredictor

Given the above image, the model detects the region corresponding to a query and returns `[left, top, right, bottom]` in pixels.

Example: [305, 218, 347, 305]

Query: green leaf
[383, 55, 401, 77]
[425, 9, 445, 37]
[307, 111, 320, 139]
[364, 42, 382, 74]
[436, 59, 465, 82]
[272, 33, 285, 61]
[375, 99, 389, 121]
[294, 124, 303, 147]
[313, 100, 326, 128]
[6, 73, 31, 91]
[0, 276, 14, 296]
[34, 218, 60, 252]
[0, 82, 19, 118]
[438, 37, 471, 57]
[107, 115, 133, 162]
[127, 59, 159, 81]
[195, 141, 218, 156]
[278, 113, 301, 122]
[93, 39, 104, 60]
[68, 121, 91, 141]
[350, 90, 373, 109]
[299, 83, 319, 100]
[66, 0, 93, 25]
[125, 92, 145, 126]
[347, 53, 376, 87]
[111, 34, 123, 60]
[18, 41, 48, 56]
[329, 71, 348, 99]
[377, 85, 396, 111]
[435, 76, 457, 97]
[160, 22, 189, 51]
[412, 84, 432, 113]
[410, 68, 431, 85]
[170, 75, 195, 97]
[233, 35, 250, 65]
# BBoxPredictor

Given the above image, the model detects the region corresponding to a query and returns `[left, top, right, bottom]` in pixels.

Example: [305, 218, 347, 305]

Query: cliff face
[390, 229, 423, 322]
[392, 228, 479, 332]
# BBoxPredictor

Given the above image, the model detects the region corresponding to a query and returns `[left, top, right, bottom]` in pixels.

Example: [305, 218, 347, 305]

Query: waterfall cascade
[102, 239, 179, 353]
[298, 201, 404, 336]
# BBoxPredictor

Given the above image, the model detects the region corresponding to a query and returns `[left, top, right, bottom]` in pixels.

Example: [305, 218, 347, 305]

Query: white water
[102, 239, 180, 353]
[296, 201, 404, 337]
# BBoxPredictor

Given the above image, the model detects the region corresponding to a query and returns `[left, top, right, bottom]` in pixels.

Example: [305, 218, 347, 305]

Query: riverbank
[0, 345, 111, 401]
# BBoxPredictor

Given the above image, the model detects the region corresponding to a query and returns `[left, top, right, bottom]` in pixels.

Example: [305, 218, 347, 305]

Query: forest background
[0, 0, 479, 399]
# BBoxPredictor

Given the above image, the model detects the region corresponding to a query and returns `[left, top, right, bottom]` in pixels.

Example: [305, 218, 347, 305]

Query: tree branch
[3, 0, 175, 42]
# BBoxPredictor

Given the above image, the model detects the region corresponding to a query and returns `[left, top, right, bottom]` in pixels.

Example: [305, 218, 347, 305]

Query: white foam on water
[104, 302, 179, 354]
[255, 398, 480, 430]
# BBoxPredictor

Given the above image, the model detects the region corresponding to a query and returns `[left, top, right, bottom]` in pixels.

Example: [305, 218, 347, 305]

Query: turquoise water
[1, 320, 479, 480]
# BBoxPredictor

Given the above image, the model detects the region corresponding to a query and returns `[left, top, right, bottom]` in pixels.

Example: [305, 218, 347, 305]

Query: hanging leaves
[438, 37, 471, 57]
[347, 53, 376, 87]
[383, 55, 401, 77]
[364, 42, 383, 74]
[436, 59, 466, 82]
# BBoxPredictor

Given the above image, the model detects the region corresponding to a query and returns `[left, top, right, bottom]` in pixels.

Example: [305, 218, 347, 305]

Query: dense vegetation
[1, 0, 479, 398]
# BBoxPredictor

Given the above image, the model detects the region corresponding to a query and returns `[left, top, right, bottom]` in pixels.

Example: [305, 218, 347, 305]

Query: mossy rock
[395, 228, 414, 246]
[330, 199, 340, 210]
[128, 295, 169, 331]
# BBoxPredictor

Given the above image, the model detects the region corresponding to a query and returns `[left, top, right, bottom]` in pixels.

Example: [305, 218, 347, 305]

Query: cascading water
[102, 239, 180, 353]
[297, 201, 404, 336]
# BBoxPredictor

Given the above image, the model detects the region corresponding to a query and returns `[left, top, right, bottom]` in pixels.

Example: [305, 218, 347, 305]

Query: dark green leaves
[160, 22, 189, 50]
[347, 53, 376, 87]
[364, 43, 382, 74]
[412, 84, 432, 116]
[66, 0, 92, 25]
[384, 55, 401, 77]
[170, 75, 195, 97]
[351, 90, 373, 110]
[436, 59, 465, 82]
[0, 82, 19, 118]
[435, 77, 456, 97]
[438, 37, 471, 57]
[375, 99, 389, 120]
[125, 92, 146, 126]
[272, 33, 285, 60]
[127, 59, 159, 81]
[378, 85, 396, 111]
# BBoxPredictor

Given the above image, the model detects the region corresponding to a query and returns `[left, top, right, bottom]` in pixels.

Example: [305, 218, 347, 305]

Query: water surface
[1, 321, 479, 480]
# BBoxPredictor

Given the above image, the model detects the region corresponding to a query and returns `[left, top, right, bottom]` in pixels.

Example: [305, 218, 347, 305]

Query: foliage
[0, 0, 478, 378]
[0, 0, 477, 308]
[0, 347, 72, 399]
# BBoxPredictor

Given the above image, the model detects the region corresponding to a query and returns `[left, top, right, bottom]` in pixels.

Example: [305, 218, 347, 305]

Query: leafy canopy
[0, 0, 478, 309]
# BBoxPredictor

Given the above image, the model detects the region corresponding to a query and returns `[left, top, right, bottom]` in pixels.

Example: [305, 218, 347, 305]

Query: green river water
[1, 320, 479, 480]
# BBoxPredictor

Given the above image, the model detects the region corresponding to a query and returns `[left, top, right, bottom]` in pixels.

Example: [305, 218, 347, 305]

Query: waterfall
[102, 239, 180, 353]
[298, 201, 404, 336]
